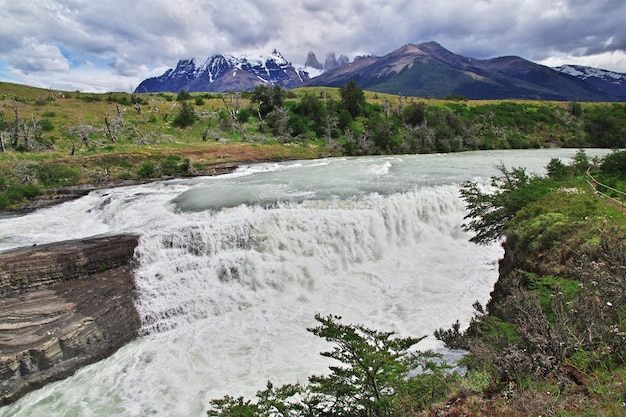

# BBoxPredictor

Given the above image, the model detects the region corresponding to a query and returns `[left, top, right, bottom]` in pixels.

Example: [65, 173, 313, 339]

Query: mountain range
[134, 50, 308, 94]
[134, 41, 626, 101]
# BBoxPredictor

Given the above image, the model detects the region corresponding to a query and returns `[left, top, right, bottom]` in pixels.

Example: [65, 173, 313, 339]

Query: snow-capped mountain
[134, 43, 625, 101]
[554, 65, 626, 100]
[135, 50, 309, 93]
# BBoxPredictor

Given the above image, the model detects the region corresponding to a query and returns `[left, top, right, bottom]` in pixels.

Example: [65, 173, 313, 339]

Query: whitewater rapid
[0, 149, 610, 416]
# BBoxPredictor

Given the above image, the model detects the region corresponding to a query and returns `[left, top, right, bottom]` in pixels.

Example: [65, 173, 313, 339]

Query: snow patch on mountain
[134, 50, 306, 93]
[555, 65, 625, 84]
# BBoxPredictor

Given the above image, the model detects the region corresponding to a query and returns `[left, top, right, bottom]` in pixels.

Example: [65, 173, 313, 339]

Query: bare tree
[221, 92, 240, 120]
[48, 88, 64, 100]
[220, 92, 248, 140]
[323, 114, 338, 144]
[103, 115, 118, 143]
[68, 121, 99, 148]
[20, 118, 32, 151]
[401, 121, 436, 153]
[0, 105, 6, 152]
[163, 102, 177, 121]
[10, 100, 21, 149]
[103, 102, 125, 144]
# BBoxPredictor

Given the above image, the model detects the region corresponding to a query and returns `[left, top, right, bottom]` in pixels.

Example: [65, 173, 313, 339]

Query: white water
[0, 149, 610, 416]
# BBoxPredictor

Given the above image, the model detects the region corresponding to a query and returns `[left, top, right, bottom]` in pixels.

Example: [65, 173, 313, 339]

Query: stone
[0, 234, 140, 405]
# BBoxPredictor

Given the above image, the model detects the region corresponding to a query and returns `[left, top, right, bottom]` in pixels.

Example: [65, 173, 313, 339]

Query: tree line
[2, 82, 625, 156]
[240, 82, 626, 154]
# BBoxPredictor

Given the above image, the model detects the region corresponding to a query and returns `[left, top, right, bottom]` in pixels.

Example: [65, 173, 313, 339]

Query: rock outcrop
[0, 234, 140, 405]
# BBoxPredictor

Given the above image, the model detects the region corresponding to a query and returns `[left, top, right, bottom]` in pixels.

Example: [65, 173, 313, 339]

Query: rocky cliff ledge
[0, 234, 140, 405]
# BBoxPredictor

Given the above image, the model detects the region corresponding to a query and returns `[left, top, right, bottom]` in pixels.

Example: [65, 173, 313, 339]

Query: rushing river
[0, 149, 611, 416]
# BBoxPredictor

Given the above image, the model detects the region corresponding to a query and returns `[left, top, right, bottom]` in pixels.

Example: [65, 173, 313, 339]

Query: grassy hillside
[1, 81, 625, 209]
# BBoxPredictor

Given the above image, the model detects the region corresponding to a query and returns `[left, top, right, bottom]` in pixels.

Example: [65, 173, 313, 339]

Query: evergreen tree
[252, 85, 286, 119]
[172, 101, 197, 128]
[339, 80, 366, 118]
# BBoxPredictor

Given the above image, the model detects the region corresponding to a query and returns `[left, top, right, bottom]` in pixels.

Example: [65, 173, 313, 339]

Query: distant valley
[135, 41, 626, 101]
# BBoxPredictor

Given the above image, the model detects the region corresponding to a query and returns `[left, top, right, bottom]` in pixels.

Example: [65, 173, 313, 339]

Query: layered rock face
[0, 234, 140, 405]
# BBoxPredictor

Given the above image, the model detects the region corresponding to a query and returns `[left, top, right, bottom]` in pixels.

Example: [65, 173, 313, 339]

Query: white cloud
[539, 51, 626, 73]
[0, 0, 624, 92]
[8, 38, 70, 74]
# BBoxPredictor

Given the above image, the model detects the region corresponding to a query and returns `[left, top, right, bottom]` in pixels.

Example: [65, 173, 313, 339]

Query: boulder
[0, 234, 140, 405]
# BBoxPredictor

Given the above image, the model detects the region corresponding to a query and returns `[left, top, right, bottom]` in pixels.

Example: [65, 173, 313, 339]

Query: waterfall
[1, 150, 611, 417]
[131, 184, 474, 335]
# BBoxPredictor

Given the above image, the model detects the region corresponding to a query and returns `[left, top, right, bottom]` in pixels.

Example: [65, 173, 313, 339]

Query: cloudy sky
[1, 0, 625, 93]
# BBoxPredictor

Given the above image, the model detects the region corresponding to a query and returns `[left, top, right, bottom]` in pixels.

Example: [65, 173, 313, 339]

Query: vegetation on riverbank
[206, 150, 626, 416]
[1, 81, 626, 209]
[433, 149, 626, 416]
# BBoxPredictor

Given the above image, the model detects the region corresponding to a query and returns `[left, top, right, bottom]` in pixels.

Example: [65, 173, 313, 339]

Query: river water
[0, 149, 610, 416]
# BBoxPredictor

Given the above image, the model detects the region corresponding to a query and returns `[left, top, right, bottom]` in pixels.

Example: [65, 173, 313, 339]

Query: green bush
[546, 158, 569, 179]
[176, 89, 192, 101]
[527, 273, 580, 324]
[236, 108, 251, 124]
[600, 149, 626, 178]
[460, 164, 555, 244]
[172, 101, 197, 128]
[582, 103, 626, 148]
[137, 161, 156, 178]
[160, 155, 190, 176]
[36, 164, 80, 187]
[80, 95, 101, 102]
[0, 184, 40, 208]
[40, 118, 54, 132]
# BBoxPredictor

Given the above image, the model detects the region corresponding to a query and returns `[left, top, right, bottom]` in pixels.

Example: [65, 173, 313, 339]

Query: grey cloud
[1, 0, 625, 92]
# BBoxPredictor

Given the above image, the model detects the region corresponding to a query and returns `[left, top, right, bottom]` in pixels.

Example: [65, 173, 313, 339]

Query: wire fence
[586, 167, 626, 209]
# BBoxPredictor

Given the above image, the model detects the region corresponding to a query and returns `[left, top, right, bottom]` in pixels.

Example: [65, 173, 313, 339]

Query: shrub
[402, 101, 426, 126]
[137, 161, 156, 178]
[36, 164, 80, 187]
[160, 155, 190, 176]
[172, 101, 198, 128]
[460, 164, 554, 244]
[0, 184, 41, 208]
[208, 314, 454, 417]
[40, 118, 54, 132]
[236, 108, 251, 124]
[176, 89, 192, 101]
[546, 158, 569, 179]
[600, 149, 626, 178]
